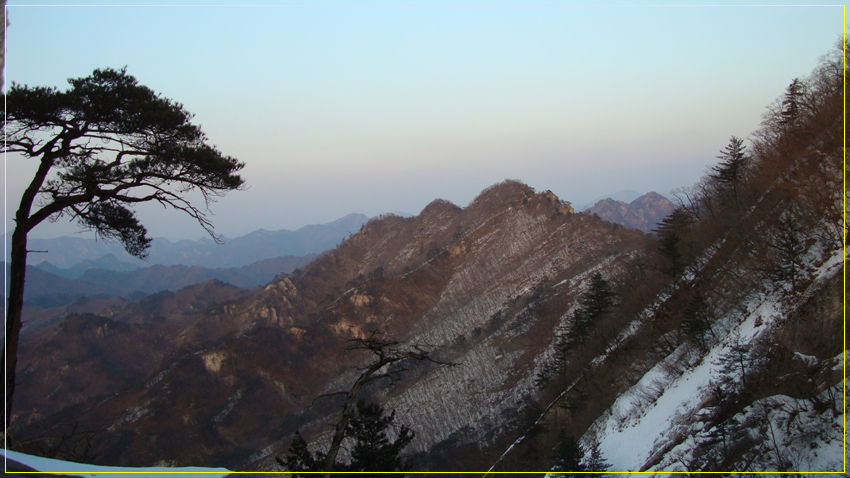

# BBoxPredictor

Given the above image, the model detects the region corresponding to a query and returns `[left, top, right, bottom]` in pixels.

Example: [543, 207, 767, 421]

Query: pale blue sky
[4, 3, 845, 240]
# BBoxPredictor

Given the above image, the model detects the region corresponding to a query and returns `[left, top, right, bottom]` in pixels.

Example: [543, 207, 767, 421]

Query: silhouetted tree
[276, 431, 323, 477]
[345, 400, 414, 472]
[780, 78, 805, 128]
[654, 207, 695, 278]
[657, 233, 684, 277]
[551, 436, 585, 476]
[583, 446, 612, 473]
[2, 67, 246, 425]
[710, 136, 750, 201]
[551, 434, 610, 477]
[302, 332, 452, 476]
[277, 402, 413, 476]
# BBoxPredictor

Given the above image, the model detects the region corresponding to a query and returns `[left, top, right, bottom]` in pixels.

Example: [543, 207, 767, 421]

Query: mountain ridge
[11, 180, 645, 468]
[25, 213, 369, 269]
[585, 191, 675, 233]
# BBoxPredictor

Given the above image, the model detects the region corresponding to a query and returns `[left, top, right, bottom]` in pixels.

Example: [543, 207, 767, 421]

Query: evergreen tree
[713, 343, 754, 389]
[768, 210, 807, 288]
[658, 233, 684, 277]
[710, 136, 750, 200]
[581, 274, 614, 321]
[277, 401, 414, 474]
[653, 207, 695, 238]
[551, 436, 585, 477]
[345, 400, 414, 472]
[538, 274, 613, 387]
[276, 431, 324, 477]
[681, 290, 714, 351]
[551, 435, 611, 476]
[2, 67, 246, 425]
[780, 78, 805, 128]
[654, 207, 694, 278]
[584, 446, 612, 473]
[571, 273, 613, 345]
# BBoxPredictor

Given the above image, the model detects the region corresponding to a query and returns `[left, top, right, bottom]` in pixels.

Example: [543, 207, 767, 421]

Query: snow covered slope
[3, 449, 232, 477]
[584, 251, 846, 473]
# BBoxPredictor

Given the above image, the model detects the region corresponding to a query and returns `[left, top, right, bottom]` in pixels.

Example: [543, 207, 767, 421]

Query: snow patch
[3, 449, 232, 477]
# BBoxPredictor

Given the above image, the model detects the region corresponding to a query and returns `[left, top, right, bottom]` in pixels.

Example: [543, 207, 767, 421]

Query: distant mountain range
[26, 213, 369, 269]
[573, 189, 643, 212]
[23, 254, 316, 309]
[12, 214, 369, 319]
[585, 191, 676, 233]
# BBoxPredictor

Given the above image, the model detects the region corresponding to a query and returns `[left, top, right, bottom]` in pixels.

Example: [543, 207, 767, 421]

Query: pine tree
[345, 400, 414, 472]
[538, 274, 613, 387]
[713, 343, 754, 389]
[276, 431, 323, 477]
[582, 274, 614, 319]
[654, 207, 694, 278]
[769, 211, 807, 288]
[551, 435, 611, 476]
[658, 233, 684, 277]
[681, 290, 714, 351]
[780, 78, 805, 128]
[551, 436, 585, 477]
[583, 446, 612, 473]
[710, 136, 750, 200]
[571, 273, 613, 344]
[278, 401, 414, 475]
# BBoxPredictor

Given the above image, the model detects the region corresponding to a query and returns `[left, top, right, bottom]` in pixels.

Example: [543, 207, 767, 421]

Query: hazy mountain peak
[585, 191, 675, 233]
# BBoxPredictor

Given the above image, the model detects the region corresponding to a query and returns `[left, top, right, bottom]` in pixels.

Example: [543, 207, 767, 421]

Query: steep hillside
[12, 279, 254, 428]
[485, 42, 847, 474]
[10, 181, 645, 468]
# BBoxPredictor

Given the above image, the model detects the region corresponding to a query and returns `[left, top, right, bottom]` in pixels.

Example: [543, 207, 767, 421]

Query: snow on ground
[3, 450, 232, 477]
[585, 248, 846, 473]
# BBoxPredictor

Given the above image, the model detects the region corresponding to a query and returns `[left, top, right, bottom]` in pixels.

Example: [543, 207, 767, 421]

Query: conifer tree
[277, 402, 414, 475]
[571, 273, 613, 344]
[2, 67, 246, 423]
[538, 274, 613, 386]
[713, 343, 755, 389]
[710, 136, 750, 200]
[583, 446, 612, 473]
[276, 431, 323, 477]
[653, 207, 694, 277]
[581, 273, 614, 322]
[681, 290, 714, 351]
[657, 233, 684, 277]
[768, 210, 807, 288]
[551, 435, 611, 477]
[780, 78, 805, 128]
[551, 436, 585, 476]
[345, 400, 414, 472]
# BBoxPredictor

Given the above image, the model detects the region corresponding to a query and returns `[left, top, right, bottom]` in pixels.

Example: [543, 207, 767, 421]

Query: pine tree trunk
[5, 226, 28, 431]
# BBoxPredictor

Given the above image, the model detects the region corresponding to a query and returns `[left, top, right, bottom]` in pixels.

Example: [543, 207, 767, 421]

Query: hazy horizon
[4, 3, 843, 241]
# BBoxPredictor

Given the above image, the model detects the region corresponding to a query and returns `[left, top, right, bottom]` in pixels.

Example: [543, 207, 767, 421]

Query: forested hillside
[488, 40, 847, 474]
